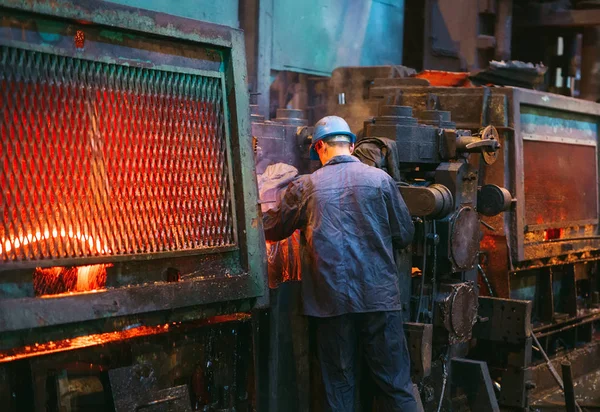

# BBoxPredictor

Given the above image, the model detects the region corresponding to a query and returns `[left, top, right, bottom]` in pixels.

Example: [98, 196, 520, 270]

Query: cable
[436, 348, 450, 412]
[477, 264, 494, 297]
[416, 220, 427, 323]
[430, 220, 438, 321]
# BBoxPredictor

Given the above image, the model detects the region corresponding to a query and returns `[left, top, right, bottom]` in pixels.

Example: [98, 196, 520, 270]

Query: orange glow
[0, 229, 110, 256]
[480, 234, 497, 250]
[414, 70, 473, 87]
[544, 228, 562, 241]
[33, 264, 110, 296]
[0, 313, 250, 363]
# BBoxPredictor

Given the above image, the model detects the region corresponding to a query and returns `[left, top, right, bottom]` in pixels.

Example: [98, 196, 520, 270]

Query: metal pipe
[562, 361, 577, 412]
[436, 348, 450, 412]
[477, 264, 494, 297]
[430, 220, 438, 321]
[416, 220, 428, 323]
[535, 312, 600, 338]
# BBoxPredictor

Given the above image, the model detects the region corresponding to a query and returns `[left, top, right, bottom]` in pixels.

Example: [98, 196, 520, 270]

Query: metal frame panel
[0, 0, 267, 333]
[512, 89, 600, 262]
[384, 85, 600, 265]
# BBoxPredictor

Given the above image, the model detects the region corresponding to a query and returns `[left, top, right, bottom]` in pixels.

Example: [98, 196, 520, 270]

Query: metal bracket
[451, 358, 500, 412]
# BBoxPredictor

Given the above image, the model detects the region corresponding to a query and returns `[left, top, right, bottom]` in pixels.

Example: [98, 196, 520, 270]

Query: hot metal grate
[1, 46, 235, 264]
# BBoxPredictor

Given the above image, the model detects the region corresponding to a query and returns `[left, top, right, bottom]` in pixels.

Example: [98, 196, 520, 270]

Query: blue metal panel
[103, 0, 239, 28]
[271, 0, 404, 75]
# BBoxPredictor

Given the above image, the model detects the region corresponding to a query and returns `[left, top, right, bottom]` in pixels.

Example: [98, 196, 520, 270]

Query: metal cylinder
[418, 110, 456, 129]
[561, 361, 577, 412]
[478, 185, 513, 217]
[376, 105, 419, 126]
[398, 184, 454, 218]
[273, 109, 308, 126]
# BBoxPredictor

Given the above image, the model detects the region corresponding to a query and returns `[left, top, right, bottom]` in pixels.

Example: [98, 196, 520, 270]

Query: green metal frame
[0, 0, 268, 338]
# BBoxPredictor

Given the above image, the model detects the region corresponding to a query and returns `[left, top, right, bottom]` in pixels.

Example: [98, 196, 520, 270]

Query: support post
[561, 361, 577, 412]
[257, 0, 273, 118]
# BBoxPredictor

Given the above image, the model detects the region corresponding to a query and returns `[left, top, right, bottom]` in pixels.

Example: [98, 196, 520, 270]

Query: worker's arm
[262, 178, 307, 241]
[384, 177, 415, 249]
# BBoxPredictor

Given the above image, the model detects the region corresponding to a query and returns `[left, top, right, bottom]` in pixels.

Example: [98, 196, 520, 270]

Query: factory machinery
[0, 1, 266, 411]
[1, 1, 599, 411]
[253, 67, 600, 411]
[328, 67, 600, 410]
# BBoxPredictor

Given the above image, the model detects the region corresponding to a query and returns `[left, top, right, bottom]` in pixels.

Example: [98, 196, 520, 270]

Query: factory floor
[530, 368, 600, 411]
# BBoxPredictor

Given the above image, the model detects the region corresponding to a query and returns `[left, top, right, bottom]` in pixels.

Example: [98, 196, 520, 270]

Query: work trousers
[313, 310, 417, 412]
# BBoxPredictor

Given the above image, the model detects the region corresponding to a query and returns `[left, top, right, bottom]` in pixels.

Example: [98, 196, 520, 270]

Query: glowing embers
[33, 264, 110, 297]
[544, 228, 563, 241]
[0, 314, 250, 363]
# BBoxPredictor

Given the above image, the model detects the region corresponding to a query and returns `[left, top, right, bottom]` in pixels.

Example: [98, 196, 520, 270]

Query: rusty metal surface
[450, 207, 480, 270]
[523, 141, 597, 227]
[434, 282, 478, 344]
[473, 297, 532, 343]
[478, 184, 512, 217]
[404, 322, 433, 379]
[530, 340, 600, 395]
[0, 44, 234, 266]
[374, 86, 600, 265]
[0, 273, 257, 333]
[110, 364, 192, 412]
[532, 367, 600, 411]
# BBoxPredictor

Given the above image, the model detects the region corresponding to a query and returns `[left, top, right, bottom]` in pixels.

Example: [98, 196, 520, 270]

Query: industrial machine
[351, 99, 510, 411]
[2, 1, 599, 411]
[251, 76, 512, 410]
[325, 67, 600, 411]
[0, 1, 265, 410]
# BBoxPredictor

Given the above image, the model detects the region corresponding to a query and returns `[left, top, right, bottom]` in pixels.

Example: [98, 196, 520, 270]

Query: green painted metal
[226, 28, 269, 307]
[105, 0, 239, 28]
[520, 105, 599, 142]
[0, 0, 235, 47]
[270, 0, 405, 75]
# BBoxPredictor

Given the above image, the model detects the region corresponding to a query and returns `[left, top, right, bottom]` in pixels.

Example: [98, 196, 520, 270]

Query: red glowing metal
[1, 46, 235, 264]
[74, 30, 85, 48]
[33, 264, 109, 296]
[0, 313, 251, 363]
[544, 228, 562, 241]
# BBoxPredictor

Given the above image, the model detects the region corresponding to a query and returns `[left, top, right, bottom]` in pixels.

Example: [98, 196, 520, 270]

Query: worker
[263, 115, 417, 411]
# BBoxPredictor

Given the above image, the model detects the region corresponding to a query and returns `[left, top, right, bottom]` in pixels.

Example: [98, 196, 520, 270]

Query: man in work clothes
[263, 115, 417, 411]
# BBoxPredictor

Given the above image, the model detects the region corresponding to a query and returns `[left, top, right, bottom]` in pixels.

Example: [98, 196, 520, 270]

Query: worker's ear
[349, 143, 355, 154]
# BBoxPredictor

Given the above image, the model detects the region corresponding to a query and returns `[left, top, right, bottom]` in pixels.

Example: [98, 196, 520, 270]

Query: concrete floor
[531, 368, 600, 411]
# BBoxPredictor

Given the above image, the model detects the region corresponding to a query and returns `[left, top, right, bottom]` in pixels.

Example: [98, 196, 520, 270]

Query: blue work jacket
[262, 155, 414, 317]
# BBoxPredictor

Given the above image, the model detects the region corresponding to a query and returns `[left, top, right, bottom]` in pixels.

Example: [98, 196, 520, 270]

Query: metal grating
[0, 46, 235, 264]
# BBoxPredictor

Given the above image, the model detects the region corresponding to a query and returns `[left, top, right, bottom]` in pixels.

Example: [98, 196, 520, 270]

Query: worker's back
[298, 155, 413, 317]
